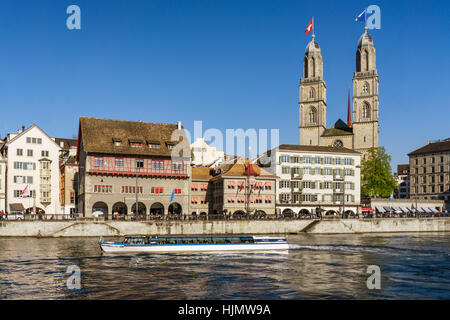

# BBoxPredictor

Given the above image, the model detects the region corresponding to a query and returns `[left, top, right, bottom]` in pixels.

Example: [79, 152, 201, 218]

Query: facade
[56, 138, 78, 215]
[395, 164, 410, 199]
[191, 137, 225, 167]
[0, 141, 5, 213]
[299, 31, 379, 155]
[408, 139, 450, 209]
[0, 125, 61, 215]
[258, 144, 361, 216]
[190, 166, 213, 216]
[209, 158, 278, 216]
[76, 117, 191, 219]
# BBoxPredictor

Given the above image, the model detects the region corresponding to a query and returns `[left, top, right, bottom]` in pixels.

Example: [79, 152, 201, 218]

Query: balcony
[291, 172, 303, 180]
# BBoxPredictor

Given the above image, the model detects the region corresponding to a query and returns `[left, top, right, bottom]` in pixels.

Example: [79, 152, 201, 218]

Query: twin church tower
[299, 30, 379, 155]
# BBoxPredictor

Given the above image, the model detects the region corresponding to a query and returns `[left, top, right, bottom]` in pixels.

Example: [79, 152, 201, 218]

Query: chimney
[177, 121, 182, 130]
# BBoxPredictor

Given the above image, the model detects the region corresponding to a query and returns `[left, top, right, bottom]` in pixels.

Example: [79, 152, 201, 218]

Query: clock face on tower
[333, 140, 343, 148]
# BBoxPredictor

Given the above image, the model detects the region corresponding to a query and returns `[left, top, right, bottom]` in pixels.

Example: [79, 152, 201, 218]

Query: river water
[0, 232, 449, 299]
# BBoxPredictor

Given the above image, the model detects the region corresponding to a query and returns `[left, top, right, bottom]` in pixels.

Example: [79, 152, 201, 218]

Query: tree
[361, 147, 397, 198]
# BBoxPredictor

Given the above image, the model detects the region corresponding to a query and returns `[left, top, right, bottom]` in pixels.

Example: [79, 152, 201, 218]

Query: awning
[409, 207, 417, 213]
[416, 207, 425, 213]
[392, 206, 402, 213]
[376, 206, 385, 213]
[400, 207, 410, 213]
[362, 207, 374, 212]
[423, 207, 432, 213]
[431, 208, 440, 213]
[9, 203, 25, 211]
[384, 206, 392, 212]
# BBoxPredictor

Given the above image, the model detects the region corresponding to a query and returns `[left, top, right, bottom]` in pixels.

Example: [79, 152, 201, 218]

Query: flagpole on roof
[312, 16, 315, 39]
[364, 9, 368, 32]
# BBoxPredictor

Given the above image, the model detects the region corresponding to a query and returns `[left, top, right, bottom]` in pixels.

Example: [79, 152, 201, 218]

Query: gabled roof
[77, 117, 190, 158]
[54, 138, 77, 151]
[321, 128, 354, 137]
[408, 139, 450, 156]
[5, 124, 62, 149]
[216, 157, 278, 178]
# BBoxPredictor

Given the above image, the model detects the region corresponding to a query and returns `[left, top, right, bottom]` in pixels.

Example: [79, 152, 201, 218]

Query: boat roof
[124, 234, 255, 238]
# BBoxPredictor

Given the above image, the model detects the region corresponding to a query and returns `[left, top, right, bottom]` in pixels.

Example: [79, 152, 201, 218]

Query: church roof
[321, 119, 353, 137]
[358, 32, 374, 48]
[408, 139, 450, 156]
[321, 128, 354, 137]
[305, 39, 321, 54]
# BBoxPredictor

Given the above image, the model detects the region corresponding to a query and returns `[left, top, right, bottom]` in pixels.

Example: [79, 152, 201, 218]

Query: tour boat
[99, 235, 289, 253]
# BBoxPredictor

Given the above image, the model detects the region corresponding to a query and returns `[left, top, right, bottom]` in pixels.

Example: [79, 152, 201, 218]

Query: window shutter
[300, 168, 304, 175]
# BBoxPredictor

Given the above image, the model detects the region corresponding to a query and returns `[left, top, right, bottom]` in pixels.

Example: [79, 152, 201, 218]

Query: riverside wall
[0, 218, 449, 237]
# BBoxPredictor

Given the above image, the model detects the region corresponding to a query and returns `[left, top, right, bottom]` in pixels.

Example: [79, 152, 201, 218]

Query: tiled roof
[218, 158, 278, 178]
[278, 144, 360, 154]
[192, 166, 212, 180]
[408, 139, 450, 156]
[78, 117, 190, 158]
[54, 138, 77, 150]
[321, 127, 353, 137]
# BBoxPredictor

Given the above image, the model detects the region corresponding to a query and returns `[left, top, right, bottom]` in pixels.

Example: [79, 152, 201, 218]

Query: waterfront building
[258, 145, 361, 216]
[299, 31, 379, 155]
[0, 125, 62, 215]
[190, 166, 213, 216]
[208, 157, 278, 216]
[0, 141, 6, 213]
[55, 138, 78, 215]
[408, 139, 450, 209]
[76, 117, 191, 219]
[394, 164, 410, 199]
[191, 137, 225, 167]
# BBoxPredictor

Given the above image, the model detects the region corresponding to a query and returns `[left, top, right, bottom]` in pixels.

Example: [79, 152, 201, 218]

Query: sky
[0, 0, 449, 170]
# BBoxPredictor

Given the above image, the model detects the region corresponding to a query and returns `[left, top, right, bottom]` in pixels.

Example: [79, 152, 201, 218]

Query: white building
[0, 125, 61, 215]
[0, 141, 6, 213]
[191, 137, 225, 167]
[395, 164, 410, 199]
[258, 144, 361, 216]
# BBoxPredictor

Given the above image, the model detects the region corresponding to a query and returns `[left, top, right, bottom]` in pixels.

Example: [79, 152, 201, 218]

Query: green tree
[361, 147, 397, 197]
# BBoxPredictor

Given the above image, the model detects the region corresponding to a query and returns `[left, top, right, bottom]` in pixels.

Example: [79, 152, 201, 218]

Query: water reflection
[0, 233, 449, 299]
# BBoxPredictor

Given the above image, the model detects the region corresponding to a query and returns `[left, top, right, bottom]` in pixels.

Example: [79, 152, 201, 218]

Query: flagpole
[312, 16, 315, 39]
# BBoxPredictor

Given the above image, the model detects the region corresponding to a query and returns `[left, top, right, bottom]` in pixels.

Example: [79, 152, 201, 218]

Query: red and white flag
[305, 18, 313, 35]
[21, 184, 30, 197]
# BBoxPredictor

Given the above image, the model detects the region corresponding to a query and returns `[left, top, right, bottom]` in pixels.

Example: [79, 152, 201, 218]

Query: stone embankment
[0, 218, 449, 237]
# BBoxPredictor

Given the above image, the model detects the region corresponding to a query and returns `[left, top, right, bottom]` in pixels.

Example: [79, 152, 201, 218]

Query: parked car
[5, 211, 25, 220]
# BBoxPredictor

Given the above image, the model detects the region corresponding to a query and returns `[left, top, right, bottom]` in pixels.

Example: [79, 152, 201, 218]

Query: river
[0, 232, 449, 299]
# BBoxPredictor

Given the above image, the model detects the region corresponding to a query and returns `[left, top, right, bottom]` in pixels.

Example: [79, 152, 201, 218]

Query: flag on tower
[355, 9, 367, 22]
[305, 18, 313, 35]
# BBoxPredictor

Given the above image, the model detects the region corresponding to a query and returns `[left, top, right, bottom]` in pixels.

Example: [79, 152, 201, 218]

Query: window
[309, 88, 315, 99]
[40, 162, 50, 170]
[41, 150, 49, 157]
[362, 103, 371, 119]
[27, 176, 33, 184]
[324, 157, 332, 164]
[280, 155, 290, 163]
[309, 107, 317, 124]
[130, 142, 143, 148]
[115, 158, 124, 167]
[279, 180, 290, 188]
[281, 167, 290, 174]
[94, 157, 103, 167]
[305, 156, 312, 164]
[315, 157, 321, 164]
[70, 192, 75, 204]
[14, 162, 23, 169]
[16, 149, 23, 156]
[344, 158, 353, 165]
[37, 138, 42, 144]
[333, 140, 343, 148]
[152, 160, 164, 170]
[167, 144, 174, 150]
[362, 82, 369, 94]
[136, 159, 144, 168]
[114, 140, 121, 146]
[172, 162, 183, 171]
[151, 187, 164, 194]
[26, 137, 31, 143]
[335, 158, 341, 165]
[148, 143, 160, 149]
[94, 185, 113, 193]
[27, 149, 33, 157]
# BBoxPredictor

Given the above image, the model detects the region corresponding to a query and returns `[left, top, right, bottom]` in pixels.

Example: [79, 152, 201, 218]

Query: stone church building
[299, 30, 379, 155]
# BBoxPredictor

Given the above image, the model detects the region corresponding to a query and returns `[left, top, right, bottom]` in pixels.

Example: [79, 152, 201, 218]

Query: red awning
[362, 207, 374, 212]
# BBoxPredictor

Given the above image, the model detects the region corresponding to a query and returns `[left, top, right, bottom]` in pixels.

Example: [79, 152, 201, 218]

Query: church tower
[299, 35, 327, 146]
[352, 30, 379, 154]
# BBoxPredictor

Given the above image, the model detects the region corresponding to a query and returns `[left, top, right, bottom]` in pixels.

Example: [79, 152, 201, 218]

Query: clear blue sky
[0, 0, 449, 170]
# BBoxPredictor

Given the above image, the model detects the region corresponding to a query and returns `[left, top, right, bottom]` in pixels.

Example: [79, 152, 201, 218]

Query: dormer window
[130, 141, 143, 148]
[148, 142, 160, 149]
[166, 142, 175, 150]
[113, 138, 121, 146]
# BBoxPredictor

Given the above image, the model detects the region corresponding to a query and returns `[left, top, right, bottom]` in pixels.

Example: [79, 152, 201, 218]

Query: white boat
[99, 235, 289, 253]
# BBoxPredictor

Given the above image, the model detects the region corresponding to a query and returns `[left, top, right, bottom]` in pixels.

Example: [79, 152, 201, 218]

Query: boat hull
[100, 242, 289, 253]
